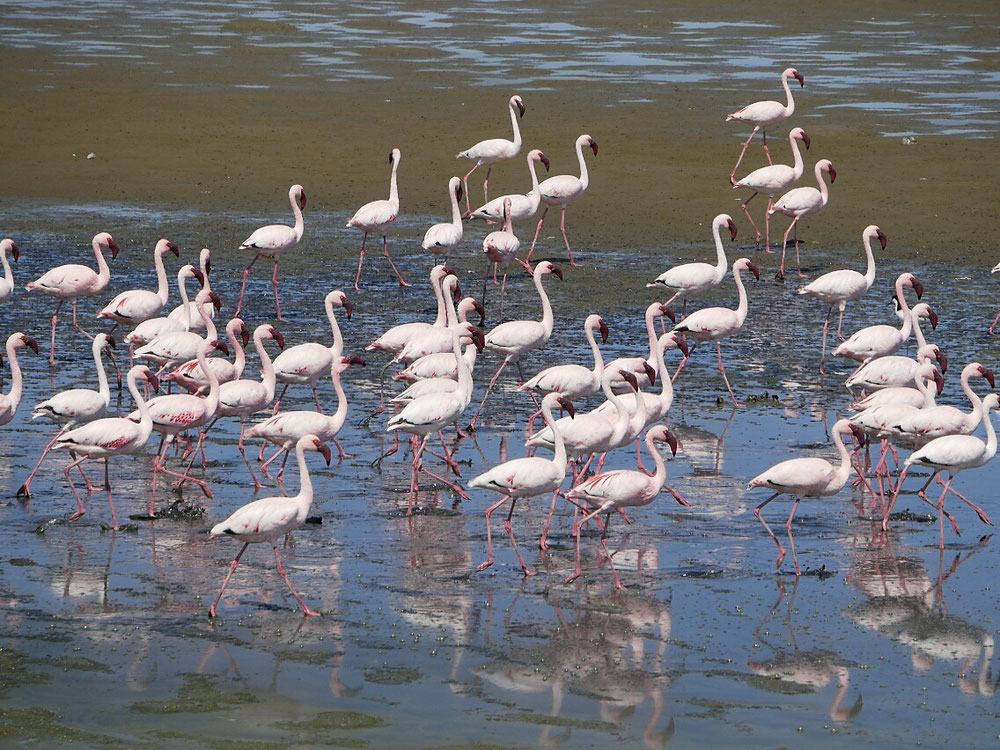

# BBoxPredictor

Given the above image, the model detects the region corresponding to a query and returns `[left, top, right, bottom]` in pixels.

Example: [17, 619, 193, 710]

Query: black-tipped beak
[550, 264, 564, 280]
[828, 165, 837, 183]
[192, 268, 205, 284]
[643, 361, 657, 386]
[660, 305, 676, 323]
[347, 354, 366, 366]
[666, 431, 679, 456]
[982, 366, 996, 388]
[933, 369, 946, 393]
[169, 242, 180, 257]
[108, 239, 120, 259]
[599, 319, 610, 343]
[240, 326, 251, 347]
[471, 326, 486, 351]
[147, 371, 160, 392]
[24, 336, 39, 354]
[456, 183, 464, 203]
[10, 243, 19, 262]
[204, 258, 212, 276]
[802, 132, 812, 150]
[559, 397, 575, 418]
[795, 71, 804, 87]
[319, 443, 332, 465]
[272, 328, 285, 348]
[748, 261, 761, 280]
[850, 423, 867, 444]
[936, 350, 948, 374]
[106, 334, 117, 350]
[343, 299, 354, 320]
[213, 339, 230, 356]
[539, 153, 550, 171]
[675, 334, 690, 358]
[877, 229, 887, 250]
[622, 370, 639, 392]
[728, 219, 738, 241]
[911, 277, 924, 299]
[210, 291, 222, 310]
[927, 307, 938, 330]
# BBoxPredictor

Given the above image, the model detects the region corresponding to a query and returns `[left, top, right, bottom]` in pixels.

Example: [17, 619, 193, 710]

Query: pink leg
[940, 480, 993, 526]
[63, 455, 89, 521]
[48, 300, 64, 365]
[461, 164, 479, 215]
[761, 129, 772, 165]
[717, 342, 742, 407]
[382, 234, 411, 288]
[102, 459, 119, 531]
[354, 233, 369, 291]
[776, 217, 799, 281]
[836, 306, 847, 340]
[407, 435, 429, 515]
[468, 358, 510, 431]
[274, 545, 320, 616]
[209, 542, 249, 617]
[19, 428, 67, 496]
[819, 306, 832, 374]
[477, 494, 512, 572]
[503, 498, 535, 576]
[990, 308, 1000, 335]
[792, 221, 805, 277]
[763, 199, 775, 253]
[740, 192, 762, 247]
[600, 534, 625, 591]
[525, 205, 549, 267]
[236, 421, 264, 491]
[420, 465, 472, 503]
[482, 166, 493, 205]
[271, 383, 289, 415]
[70, 299, 93, 340]
[559, 207, 580, 267]
[271, 259, 283, 321]
[234, 255, 259, 318]
[754, 492, 787, 568]
[729, 126, 760, 185]
[539, 488, 562, 550]
[784, 498, 802, 576]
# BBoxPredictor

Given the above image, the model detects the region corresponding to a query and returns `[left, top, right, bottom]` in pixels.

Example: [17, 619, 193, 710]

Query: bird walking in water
[0, 333, 39, 427]
[727, 67, 804, 184]
[234, 184, 306, 322]
[0, 238, 20, 304]
[208, 434, 332, 618]
[457, 94, 525, 215]
[421, 177, 464, 264]
[348, 148, 409, 290]
[769, 159, 836, 279]
[98, 238, 179, 328]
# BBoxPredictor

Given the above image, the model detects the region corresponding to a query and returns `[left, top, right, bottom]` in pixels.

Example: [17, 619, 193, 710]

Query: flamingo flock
[1, 76, 998, 617]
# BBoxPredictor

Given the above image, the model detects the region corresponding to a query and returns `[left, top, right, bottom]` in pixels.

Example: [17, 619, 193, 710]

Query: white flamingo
[727, 67, 804, 183]
[456, 94, 525, 213]
[846, 343, 948, 394]
[164, 317, 251, 394]
[466, 149, 551, 224]
[167, 248, 214, 332]
[481, 197, 523, 315]
[769, 158, 836, 279]
[348, 148, 409, 289]
[124, 264, 205, 349]
[421, 176, 464, 263]
[97, 238, 179, 327]
[0, 238, 20, 304]
[0, 332, 39, 426]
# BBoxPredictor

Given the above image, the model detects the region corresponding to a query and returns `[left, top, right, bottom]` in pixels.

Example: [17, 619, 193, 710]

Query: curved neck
[603, 372, 630, 444]
[712, 220, 728, 276]
[329, 363, 349, 433]
[92, 338, 111, 405]
[255, 331, 278, 402]
[449, 184, 463, 228]
[540, 398, 567, 474]
[153, 246, 171, 304]
[831, 427, 854, 488]
[575, 137, 590, 190]
[861, 231, 877, 287]
[388, 159, 400, 207]
[454, 328, 474, 404]
[4, 341, 23, 405]
[2, 249, 13, 286]
[293, 441, 315, 510]
[645, 432, 669, 488]
[962, 368, 986, 426]
[527, 155, 542, 196]
[781, 71, 796, 116]
[93, 239, 112, 285]
[443, 279, 460, 327]
[789, 134, 806, 180]
[911, 311, 928, 349]
[177, 271, 193, 331]
[982, 401, 998, 460]
[508, 100, 522, 151]
[733, 267, 751, 325]
[128, 370, 152, 430]
[535, 271, 554, 336]
[915, 369, 937, 408]
[200, 251, 213, 295]
[643, 305, 660, 373]
[431, 271, 448, 327]
[326, 299, 344, 359]
[895, 279, 913, 341]
[289, 191, 305, 242]
[198, 292, 218, 340]
[654, 332, 673, 410]
[585, 320, 604, 379]
[227, 322, 246, 375]
[196, 344, 221, 414]
[814, 163, 830, 206]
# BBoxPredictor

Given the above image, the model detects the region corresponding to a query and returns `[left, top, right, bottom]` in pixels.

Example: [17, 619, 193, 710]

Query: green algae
[130, 674, 260, 714]
[0, 707, 107, 744]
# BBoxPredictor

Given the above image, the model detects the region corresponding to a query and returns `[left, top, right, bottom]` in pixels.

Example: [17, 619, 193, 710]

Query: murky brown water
[1, 2, 998, 747]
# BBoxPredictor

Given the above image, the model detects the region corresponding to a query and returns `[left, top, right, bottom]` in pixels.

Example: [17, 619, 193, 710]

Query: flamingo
[769, 159, 836, 279]
[421, 176, 464, 263]
[52, 365, 159, 529]
[133, 288, 221, 372]
[456, 94, 525, 213]
[208, 433, 332, 618]
[467, 149, 550, 224]
[348, 147, 409, 289]
[391, 296, 486, 384]
[164, 317, 251, 394]
[526, 134, 598, 267]
[0, 238, 19, 304]
[727, 67, 804, 183]
[799, 225, 886, 372]
[469, 392, 574, 576]
[271, 290, 352, 413]
[18, 333, 116, 497]
[851, 359, 944, 412]
[97, 238, 179, 327]
[748, 419, 867, 575]
[603, 302, 681, 393]
[520, 314, 610, 401]
[366, 265, 453, 354]
[565, 425, 680, 589]
[392, 275, 470, 363]
[646, 214, 738, 318]
[468, 260, 563, 430]
[124, 264, 206, 350]
[234, 184, 306, 321]
[482, 197, 522, 313]
[387, 323, 484, 513]
[670, 258, 760, 407]
[167, 247, 214, 332]
[733, 128, 810, 250]
[25, 231, 119, 365]
[846, 343, 948, 394]
[884, 393, 1000, 546]
[889, 363, 995, 445]
[0, 333, 39, 426]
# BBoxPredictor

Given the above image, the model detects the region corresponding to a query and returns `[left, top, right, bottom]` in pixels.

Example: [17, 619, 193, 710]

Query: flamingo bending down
[234, 184, 306, 321]
[164, 318, 250, 394]
[125, 264, 205, 350]
[19, 333, 115, 497]
[0, 333, 39, 426]
[349, 148, 409, 289]
[457, 94, 525, 214]
[469, 393, 574, 576]
[53, 365, 159, 529]
[670, 258, 760, 407]
[468, 260, 563, 430]
[208, 434, 332, 618]
[769, 159, 836, 279]
[526, 134, 598, 267]
[884, 393, 1000, 546]
[168, 248, 214, 332]
[748, 419, 867, 575]
[646, 214, 738, 317]
[466, 149, 551, 224]
[727, 67, 804, 183]
[565, 425, 679, 589]
[0, 238, 20, 304]
[25, 232, 118, 364]
[421, 177, 464, 263]
[799, 225, 886, 372]
[98, 238, 179, 327]
[733, 128, 810, 250]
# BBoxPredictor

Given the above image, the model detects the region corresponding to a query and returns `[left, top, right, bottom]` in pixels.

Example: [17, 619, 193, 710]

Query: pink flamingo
[748, 419, 867, 575]
[246, 354, 365, 482]
[846, 343, 948, 394]
[421, 176, 464, 263]
[133, 288, 221, 372]
[799, 225, 886, 372]
[52, 365, 159, 529]
[457, 94, 525, 214]
[727, 67, 804, 183]
[366, 265, 454, 354]
[670, 258, 760, 407]
[125, 264, 205, 350]
[646, 214, 738, 318]
[208, 433, 331, 618]
[164, 317, 251, 394]
[482, 197, 522, 314]
[0, 238, 19, 303]
[526, 134, 598, 267]
[391, 296, 485, 384]
[26, 231, 118, 365]
[234, 184, 306, 321]
[769, 159, 837, 279]
[348, 148, 409, 289]
[387, 323, 484, 513]
[271, 290, 352, 413]
[469, 392, 574, 576]
[98, 238, 179, 327]
[468, 260, 563, 430]
[850, 358, 944, 412]
[467, 149, 550, 224]
[0, 333, 39, 426]
[603, 302, 680, 393]
[733, 128, 810, 250]
[167, 248, 214, 332]
[520, 314, 610, 402]
[884, 393, 1000, 545]
[565, 425, 680, 589]
[887, 363, 995, 448]
[19, 333, 115, 497]
[393, 275, 470, 363]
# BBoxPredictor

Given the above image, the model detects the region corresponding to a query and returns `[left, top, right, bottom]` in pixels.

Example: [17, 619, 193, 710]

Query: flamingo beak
[877, 229, 887, 249]
[343, 299, 354, 320]
[23, 336, 39, 354]
[660, 304, 676, 323]
[204, 257, 212, 276]
[192, 268, 205, 284]
[728, 219, 738, 241]
[599, 319, 610, 343]
[802, 132, 812, 150]
[453, 283, 462, 304]
[982, 366, 996, 388]
[109, 240, 120, 259]
[590, 139, 599, 156]
[675, 333, 690, 357]
[299, 191, 307, 209]
[318, 442, 332, 465]
[516, 99, 525, 118]
[169, 242, 180, 257]
[795, 71, 804, 87]
[272, 328, 285, 348]
[558, 397, 575, 418]
[934, 369, 946, 393]
[622, 370, 639, 392]
[911, 277, 924, 299]
[474, 300, 486, 325]
[241, 326, 251, 347]
[539, 153, 550, 172]
[347, 354, 366, 366]
[213, 339, 230, 356]
[210, 291, 223, 310]
[388, 151, 394, 164]
[10, 243, 19, 262]
[927, 307, 938, 329]
[748, 261, 761, 280]
[146, 371, 160, 392]
[471, 326, 486, 351]
[456, 183, 464, 203]
[936, 349, 948, 374]
[106, 334, 117, 350]
[643, 361, 657, 386]
[665, 430, 679, 456]
[827, 165, 837, 183]
[550, 264, 564, 280]
[850, 423, 867, 444]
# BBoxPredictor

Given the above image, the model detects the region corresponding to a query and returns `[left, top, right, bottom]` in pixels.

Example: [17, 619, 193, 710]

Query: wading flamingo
[0, 333, 38, 426]
[348, 148, 409, 289]
[133, 288, 221, 372]
[770, 159, 836, 279]
[0, 238, 19, 304]
[164, 318, 251, 394]
[421, 176, 464, 263]
[727, 67, 804, 183]
[481, 197, 522, 314]
[125, 264, 205, 350]
[846, 343, 948, 394]
[98, 238, 179, 327]
[168, 248, 214, 332]
[457, 94, 525, 214]
[467, 149, 550, 225]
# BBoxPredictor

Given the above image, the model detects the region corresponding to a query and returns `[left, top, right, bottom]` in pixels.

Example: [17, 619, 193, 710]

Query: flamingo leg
[271, 383, 289, 415]
[461, 163, 480, 215]
[270, 259, 284, 321]
[792, 221, 805, 277]
[63, 454, 89, 522]
[236, 421, 265, 491]
[784, 498, 802, 576]
[382, 234, 412, 288]
[502, 498, 535, 576]
[740, 192, 763, 247]
[19, 428, 67, 496]
[776, 216, 800, 281]
[48, 299, 64, 365]
[836, 304, 848, 340]
[938, 479, 993, 526]
[559, 207, 580, 267]
[539, 488, 562, 550]
[525, 205, 549, 267]
[468, 358, 510, 431]
[600, 534, 625, 590]
[761, 129, 772, 164]
[102, 459, 119, 531]
[990, 308, 1000, 335]
[234, 254, 259, 319]
[407, 434, 430, 515]
[274, 545, 320, 616]
[717, 341, 743, 407]
[70, 299, 94, 340]
[729, 125, 760, 185]
[819, 305, 832, 374]
[354, 232, 369, 291]
[482, 166, 493, 206]
[477, 494, 512, 572]
[763, 198, 775, 253]
[419, 465, 472, 503]
[209, 542, 249, 618]
[754, 492, 788, 568]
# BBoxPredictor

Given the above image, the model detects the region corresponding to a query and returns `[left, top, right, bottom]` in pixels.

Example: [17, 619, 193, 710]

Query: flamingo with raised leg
[457, 94, 525, 214]
[98, 238, 179, 327]
[646, 214, 738, 318]
[526, 134, 598, 267]
[208, 433, 331, 618]
[234, 184, 306, 321]
[26, 231, 118, 365]
[733, 128, 810, 250]
[748, 419, 867, 575]
[727, 67, 804, 183]
[52, 365, 159, 529]
[799, 225, 886, 372]
[348, 148, 409, 289]
[467, 149, 550, 225]
[0, 238, 19, 304]
[421, 177, 464, 263]
[670, 258, 760, 407]
[0, 333, 39, 426]
[770, 159, 836, 279]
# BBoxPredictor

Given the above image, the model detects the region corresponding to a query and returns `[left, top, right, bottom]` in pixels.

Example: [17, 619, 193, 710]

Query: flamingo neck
[449, 185, 463, 228]
[830, 426, 854, 490]
[527, 154, 542, 199]
[128, 370, 153, 434]
[575, 137, 591, 191]
[789, 133, 806, 181]
[454, 328, 474, 406]
[540, 398, 568, 475]
[329, 363, 349, 434]
[388, 160, 400, 208]
[176, 271, 194, 332]
[196, 343, 221, 415]
[915, 370, 936, 409]
[603, 372, 631, 446]
[289, 189, 305, 242]
[0, 248, 11, 287]
[961, 368, 985, 429]
[293, 441, 315, 514]
[781, 70, 796, 117]
[462, 342, 478, 372]
[197, 291, 218, 340]
[712, 219, 728, 276]
[653, 332, 673, 413]
[643, 305, 660, 374]
[228, 323, 247, 376]
[503, 206, 514, 233]
[154, 245, 171, 304]
[326, 299, 344, 360]
[815, 162, 831, 206]
[645, 432, 669, 489]
[862, 231, 877, 288]
[431, 271, 448, 327]
[4, 341, 23, 406]
[733, 267, 750, 325]
[982, 401, 998, 461]
[255, 331, 278, 402]
[911, 311, 929, 349]
[586, 320, 604, 380]
[443, 279, 460, 328]
[895, 280, 913, 341]
[93, 239, 112, 286]
[508, 99, 523, 151]
[535, 270, 554, 336]
[92, 338, 111, 406]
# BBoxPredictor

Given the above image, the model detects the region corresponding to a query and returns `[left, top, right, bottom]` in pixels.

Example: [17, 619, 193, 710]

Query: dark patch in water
[130, 674, 259, 714]
[363, 665, 421, 685]
[277, 709, 387, 731]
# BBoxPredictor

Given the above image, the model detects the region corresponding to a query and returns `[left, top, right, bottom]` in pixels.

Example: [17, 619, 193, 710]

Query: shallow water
[1, 1, 999, 748]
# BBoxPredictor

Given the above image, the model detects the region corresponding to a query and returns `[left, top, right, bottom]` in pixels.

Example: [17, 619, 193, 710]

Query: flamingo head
[650, 426, 680, 456]
[597, 317, 610, 343]
[512, 95, 525, 118]
[304, 434, 332, 465]
[838, 420, 868, 445]
[158, 239, 180, 258]
[471, 298, 487, 326]
[662, 332, 689, 358]
[209, 291, 223, 310]
[95, 232, 119, 259]
[921, 303, 938, 330]
[726, 216, 738, 241]
[537, 261, 563, 281]
[292, 184, 307, 209]
[906, 274, 924, 299]
[874, 226, 887, 250]
[209, 339, 230, 356]
[341, 294, 354, 320]
[0, 239, 18, 261]
[787, 68, 804, 87]
[388, 148, 401, 166]
[791, 128, 810, 149]
[977, 364, 996, 388]
[238, 321, 251, 347]
[556, 395, 575, 418]
[268, 326, 285, 349]
[200, 248, 212, 276]
[101, 333, 117, 351]
[530, 149, 550, 172]
[468, 325, 486, 352]
[344, 354, 366, 367]
[931, 367, 946, 394]
[820, 159, 837, 183]
[584, 135, 598, 156]
[189, 267, 205, 285]
[141, 366, 160, 393]
[18, 334, 39, 354]
[620, 370, 639, 393]
[642, 361, 657, 387]
[736, 258, 761, 280]
[932, 347, 948, 374]
[659, 304, 676, 323]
